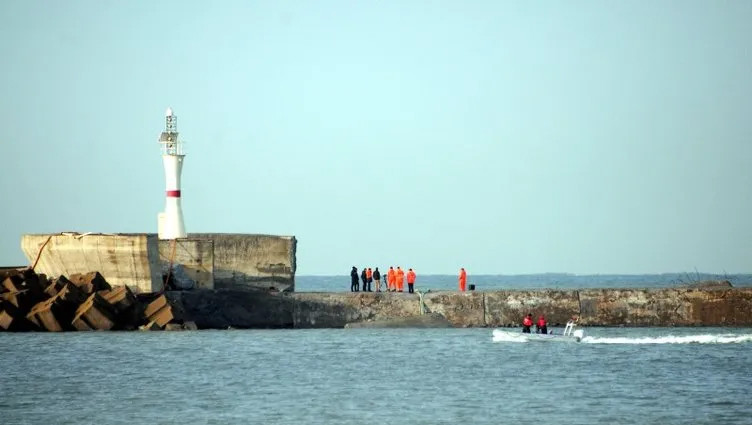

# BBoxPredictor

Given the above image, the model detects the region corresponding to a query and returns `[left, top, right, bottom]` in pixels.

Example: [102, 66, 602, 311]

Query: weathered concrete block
[0, 301, 38, 331]
[158, 239, 215, 290]
[149, 304, 173, 327]
[99, 286, 137, 312]
[2, 272, 54, 313]
[292, 292, 418, 328]
[70, 293, 118, 330]
[292, 293, 361, 328]
[44, 281, 64, 298]
[27, 300, 64, 332]
[0, 308, 13, 330]
[0, 301, 20, 330]
[578, 288, 690, 326]
[345, 312, 454, 328]
[42, 283, 89, 329]
[45, 276, 74, 298]
[1, 291, 21, 309]
[2, 275, 24, 293]
[189, 233, 296, 292]
[55, 283, 87, 305]
[25, 307, 41, 327]
[69, 272, 111, 294]
[72, 282, 94, 295]
[683, 288, 752, 325]
[73, 297, 115, 331]
[15, 289, 47, 313]
[72, 316, 94, 331]
[484, 290, 580, 327]
[0, 268, 23, 288]
[98, 285, 141, 329]
[423, 292, 485, 327]
[22, 269, 48, 296]
[21, 233, 163, 294]
[6, 270, 50, 312]
[139, 321, 161, 331]
[167, 289, 295, 329]
[143, 294, 167, 318]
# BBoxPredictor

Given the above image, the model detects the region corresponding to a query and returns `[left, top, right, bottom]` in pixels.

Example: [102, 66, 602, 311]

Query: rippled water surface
[1, 328, 751, 424]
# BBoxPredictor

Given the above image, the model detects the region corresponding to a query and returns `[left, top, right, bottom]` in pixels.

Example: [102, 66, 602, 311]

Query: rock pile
[0, 268, 191, 332]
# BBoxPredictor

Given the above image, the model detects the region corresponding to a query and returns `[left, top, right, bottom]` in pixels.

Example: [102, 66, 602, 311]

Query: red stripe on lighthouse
[166, 190, 181, 197]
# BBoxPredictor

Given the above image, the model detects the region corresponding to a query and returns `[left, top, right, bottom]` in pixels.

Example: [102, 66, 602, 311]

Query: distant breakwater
[167, 285, 752, 329]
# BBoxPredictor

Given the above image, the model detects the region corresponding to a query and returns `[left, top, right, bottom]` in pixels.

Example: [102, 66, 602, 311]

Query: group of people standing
[349, 266, 471, 293]
[350, 266, 418, 293]
[521, 313, 548, 334]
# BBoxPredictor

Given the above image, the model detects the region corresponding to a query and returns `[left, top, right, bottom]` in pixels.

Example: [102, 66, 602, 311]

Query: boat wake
[581, 334, 752, 344]
[491, 330, 531, 343]
[492, 330, 752, 344]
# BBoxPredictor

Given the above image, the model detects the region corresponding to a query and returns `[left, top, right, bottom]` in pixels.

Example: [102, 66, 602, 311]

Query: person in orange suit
[458, 267, 467, 292]
[387, 266, 396, 292]
[366, 267, 373, 292]
[396, 266, 405, 292]
[406, 268, 416, 293]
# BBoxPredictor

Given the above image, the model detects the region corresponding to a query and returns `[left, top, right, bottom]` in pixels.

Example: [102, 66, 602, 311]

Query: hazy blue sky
[1, 1, 750, 275]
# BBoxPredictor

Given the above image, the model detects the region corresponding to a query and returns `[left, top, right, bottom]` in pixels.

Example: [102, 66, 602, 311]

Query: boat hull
[492, 329, 583, 342]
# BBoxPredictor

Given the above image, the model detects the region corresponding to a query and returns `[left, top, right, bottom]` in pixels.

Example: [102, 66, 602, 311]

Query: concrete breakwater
[4, 267, 751, 331]
[167, 286, 752, 329]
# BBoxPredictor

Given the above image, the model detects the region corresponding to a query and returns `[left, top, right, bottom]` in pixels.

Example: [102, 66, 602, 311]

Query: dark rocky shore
[2, 269, 751, 331]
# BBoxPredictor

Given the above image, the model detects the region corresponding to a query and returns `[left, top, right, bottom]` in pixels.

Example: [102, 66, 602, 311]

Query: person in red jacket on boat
[536, 315, 548, 334]
[522, 313, 534, 333]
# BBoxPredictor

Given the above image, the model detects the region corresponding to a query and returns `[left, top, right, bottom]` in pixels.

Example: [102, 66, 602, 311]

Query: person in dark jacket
[360, 267, 368, 292]
[351, 266, 359, 292]
[373, 267, 382, 292]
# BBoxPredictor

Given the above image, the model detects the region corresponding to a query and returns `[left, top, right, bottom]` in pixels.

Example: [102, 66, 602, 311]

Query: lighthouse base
[157, 212, 186, 240]
[157, 212, 166, 239]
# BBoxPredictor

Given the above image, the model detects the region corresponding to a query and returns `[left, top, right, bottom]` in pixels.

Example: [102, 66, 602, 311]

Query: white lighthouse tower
[157, 107, 187, 239]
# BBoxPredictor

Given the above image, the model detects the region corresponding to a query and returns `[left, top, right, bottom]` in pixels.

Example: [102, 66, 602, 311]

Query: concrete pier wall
[21, 232, 296, 294]
[157, 239, 214, 290]
[189, 233, 296, 292]
[578, 288, 752, 326]
[292, 292, 418, 328]
[167, 288, 752, 329]
[21, 234, 162, 293]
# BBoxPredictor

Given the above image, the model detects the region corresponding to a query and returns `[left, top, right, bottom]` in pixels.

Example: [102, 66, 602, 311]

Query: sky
[1, 1, 751, 275]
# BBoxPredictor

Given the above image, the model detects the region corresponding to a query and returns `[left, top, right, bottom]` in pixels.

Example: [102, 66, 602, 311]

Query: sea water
[1, 327, 751, 424]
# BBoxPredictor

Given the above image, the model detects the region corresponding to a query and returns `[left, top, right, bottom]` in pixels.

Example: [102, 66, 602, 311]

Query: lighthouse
[157, 107, 186, 239]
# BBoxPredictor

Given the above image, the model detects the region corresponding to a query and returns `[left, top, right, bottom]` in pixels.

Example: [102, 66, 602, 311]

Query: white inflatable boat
[493, 320, 585, 342]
